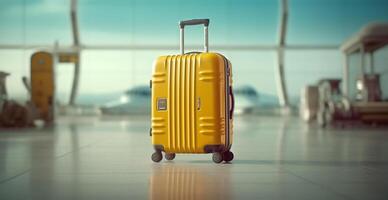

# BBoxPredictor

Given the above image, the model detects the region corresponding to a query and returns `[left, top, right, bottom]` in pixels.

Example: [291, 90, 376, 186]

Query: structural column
[360, 45, 365, 75]
[69, 0, 80, 105]
[369, 52, 374, 74]
[275, 0, 289, 108]
[343, 53, 349, 97]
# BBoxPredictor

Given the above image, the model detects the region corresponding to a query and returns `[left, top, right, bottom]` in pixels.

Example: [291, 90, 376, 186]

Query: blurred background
[2, 1, 388, 199]
[1, 0, 388, 114]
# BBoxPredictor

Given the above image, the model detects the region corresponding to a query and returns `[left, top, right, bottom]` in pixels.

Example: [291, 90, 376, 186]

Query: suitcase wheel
[212, 151, 234, 163]
[212, 152, 223, 163]
[223, 151, 234, 162]
[165, 153, 176, 161]
[151, 151, 163, 163]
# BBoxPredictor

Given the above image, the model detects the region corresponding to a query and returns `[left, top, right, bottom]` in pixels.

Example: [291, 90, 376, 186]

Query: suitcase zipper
[217, 54, 232, 151]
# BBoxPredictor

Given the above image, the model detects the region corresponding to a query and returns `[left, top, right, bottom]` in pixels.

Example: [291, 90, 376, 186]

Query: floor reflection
[1, 115, 388, 199]
[149, 164, 231, 200]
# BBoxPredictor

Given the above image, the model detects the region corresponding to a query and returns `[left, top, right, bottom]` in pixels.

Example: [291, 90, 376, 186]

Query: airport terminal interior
[1, 0, 388, 199]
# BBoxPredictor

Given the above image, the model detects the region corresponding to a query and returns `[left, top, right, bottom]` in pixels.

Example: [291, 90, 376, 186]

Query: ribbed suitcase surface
[152, 53, 231, 153]
[167, 55, 197, 151]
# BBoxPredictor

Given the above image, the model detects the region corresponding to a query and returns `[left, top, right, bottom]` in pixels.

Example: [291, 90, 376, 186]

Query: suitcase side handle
[179, 19, 210, 54]
[229, 86, 235, 119]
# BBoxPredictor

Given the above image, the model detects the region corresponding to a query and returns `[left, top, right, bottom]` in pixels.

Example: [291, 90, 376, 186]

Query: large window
[1, 0, 388, 105]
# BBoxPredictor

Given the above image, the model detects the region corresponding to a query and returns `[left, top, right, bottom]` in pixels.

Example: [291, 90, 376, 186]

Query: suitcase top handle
[179, 19, 209, 28]
[179, 19, 210, 54]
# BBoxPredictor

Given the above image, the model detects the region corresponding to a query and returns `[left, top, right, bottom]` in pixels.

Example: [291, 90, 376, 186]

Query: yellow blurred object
[30, 51, 55, 122]
[58, 52, 79, 63]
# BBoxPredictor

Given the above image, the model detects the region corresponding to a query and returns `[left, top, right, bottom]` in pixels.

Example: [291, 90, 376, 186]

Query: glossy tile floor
[0, 115, 388, 200]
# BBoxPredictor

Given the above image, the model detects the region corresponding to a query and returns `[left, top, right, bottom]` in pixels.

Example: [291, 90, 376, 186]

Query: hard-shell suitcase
[150, 19, 234, 163]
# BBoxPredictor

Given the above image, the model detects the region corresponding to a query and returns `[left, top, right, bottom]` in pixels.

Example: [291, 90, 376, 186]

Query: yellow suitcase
[30, 51, 55, 122]
[151, 19, 234, 163]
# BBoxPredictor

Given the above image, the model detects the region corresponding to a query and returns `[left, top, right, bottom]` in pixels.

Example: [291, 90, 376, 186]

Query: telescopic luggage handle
[179, 19, 209, 54]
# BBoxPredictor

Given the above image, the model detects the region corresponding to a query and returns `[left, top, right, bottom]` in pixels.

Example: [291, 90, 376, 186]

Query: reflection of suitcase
[150, 19, 234, 163]
[31, 51, 55, 122]
[149, 165, 231, 200]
